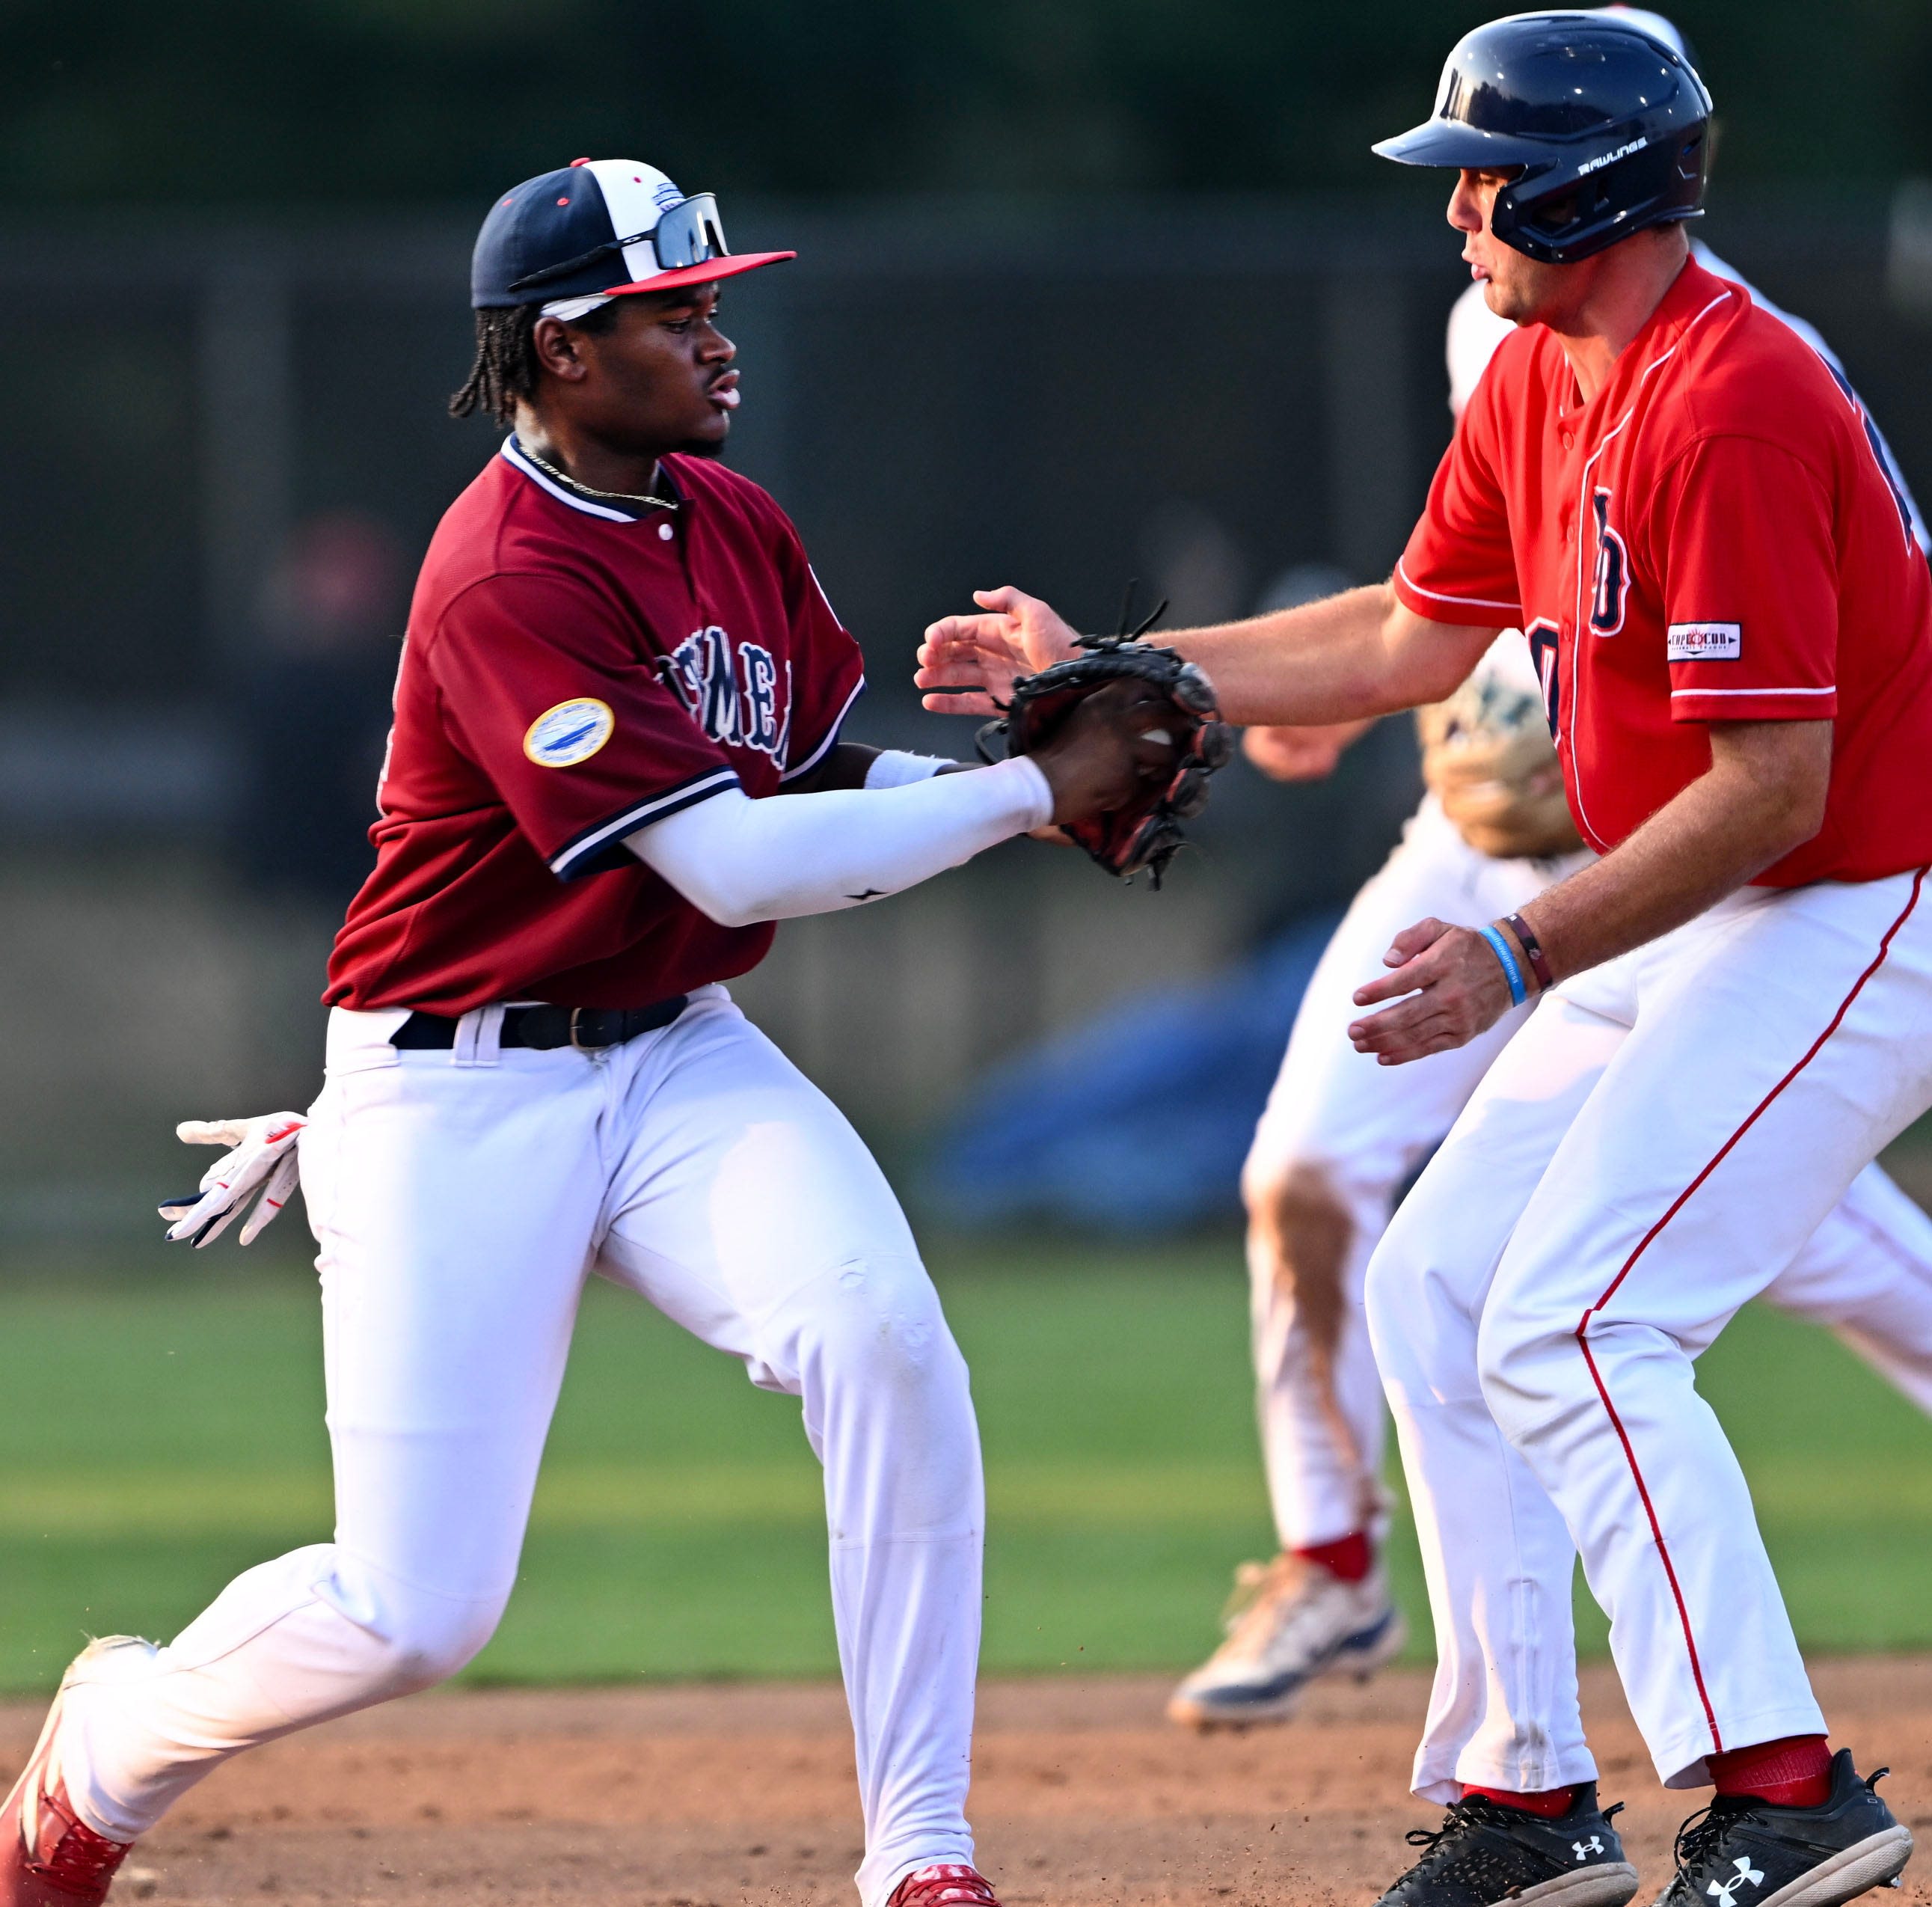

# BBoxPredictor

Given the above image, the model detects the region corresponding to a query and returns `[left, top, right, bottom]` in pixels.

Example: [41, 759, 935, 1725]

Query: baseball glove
[1416, 671, 1583, 860]
[979, 613, 1234, 888]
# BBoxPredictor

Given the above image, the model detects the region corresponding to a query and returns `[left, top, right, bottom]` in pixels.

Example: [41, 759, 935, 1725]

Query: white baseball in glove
[158, 1112, 306, 1248]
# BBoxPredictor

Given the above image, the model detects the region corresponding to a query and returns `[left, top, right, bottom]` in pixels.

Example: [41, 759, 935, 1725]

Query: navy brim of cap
[600, 250, 797, 296]
[1372, 119, 1549, 169]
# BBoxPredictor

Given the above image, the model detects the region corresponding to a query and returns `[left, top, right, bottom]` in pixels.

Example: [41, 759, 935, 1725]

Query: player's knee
[795, 1255, 966, 1405]
[1473, 1301, 1585, 1442]
[335, 1569, 510, 1699]
[370, 1597, 504, 1695]
[1361, 1197, 1428, 1341]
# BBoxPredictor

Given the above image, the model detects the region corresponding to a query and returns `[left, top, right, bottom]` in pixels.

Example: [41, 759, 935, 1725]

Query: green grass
[1, 1245, 1930, 1692]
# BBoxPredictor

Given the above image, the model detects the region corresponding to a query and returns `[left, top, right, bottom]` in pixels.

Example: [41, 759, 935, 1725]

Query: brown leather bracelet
[1502, 912, 1555, 994]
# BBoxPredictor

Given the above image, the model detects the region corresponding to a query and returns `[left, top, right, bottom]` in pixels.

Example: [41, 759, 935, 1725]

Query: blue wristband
[1478, 923, 1529, 1006]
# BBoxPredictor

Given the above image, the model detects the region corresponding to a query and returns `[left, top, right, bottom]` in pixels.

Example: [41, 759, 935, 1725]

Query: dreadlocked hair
[448, 301, 624, 425]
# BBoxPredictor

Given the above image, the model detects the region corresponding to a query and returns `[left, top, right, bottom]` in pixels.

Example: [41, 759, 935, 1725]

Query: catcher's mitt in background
[1416, 670, 1583, 860]
[981, 625, 1234, 888]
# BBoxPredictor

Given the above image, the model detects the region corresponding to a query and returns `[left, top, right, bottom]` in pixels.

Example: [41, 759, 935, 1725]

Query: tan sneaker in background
[1166, 1552, 1406, 1730]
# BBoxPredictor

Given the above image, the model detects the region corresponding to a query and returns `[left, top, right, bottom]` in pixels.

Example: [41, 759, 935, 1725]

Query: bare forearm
[1511, 724, 1833, 986]
[784, 741, 880, 793]
[920, 581, 1497, 729]
[1162, 586, 1492, 726]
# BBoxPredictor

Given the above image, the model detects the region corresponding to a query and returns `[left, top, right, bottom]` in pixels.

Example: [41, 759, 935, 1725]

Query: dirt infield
[10, 1659, 1932, 1906]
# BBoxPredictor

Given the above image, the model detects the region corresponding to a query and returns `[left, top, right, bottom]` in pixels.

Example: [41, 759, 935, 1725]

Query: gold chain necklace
[519, 441, 677, 512]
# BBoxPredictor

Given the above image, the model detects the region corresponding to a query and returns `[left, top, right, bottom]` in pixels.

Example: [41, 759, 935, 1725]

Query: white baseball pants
[1246, 801, 1932, 1552]
[1362, 869, 1932, 1800]
[58, 990, 984, 1907]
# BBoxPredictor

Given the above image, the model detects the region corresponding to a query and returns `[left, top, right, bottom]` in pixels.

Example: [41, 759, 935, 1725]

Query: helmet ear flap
[1489, 168, 1568, 265]
[1494, 134, 1708, 266]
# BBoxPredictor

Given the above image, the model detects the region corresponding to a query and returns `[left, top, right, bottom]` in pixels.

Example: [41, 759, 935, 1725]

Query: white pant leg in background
[1367, 872, 1932, 1802]
[1245, 800, 1583, 1549]
[60, 991, 982, 1907]
[1251, 801, 1932, 1558]
[1764, 1163, 1932, 1413]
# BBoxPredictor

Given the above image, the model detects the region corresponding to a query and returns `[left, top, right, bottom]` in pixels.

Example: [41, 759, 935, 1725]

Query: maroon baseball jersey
[1396, 257, 1932, 886]
[325, 440, 865, 1013]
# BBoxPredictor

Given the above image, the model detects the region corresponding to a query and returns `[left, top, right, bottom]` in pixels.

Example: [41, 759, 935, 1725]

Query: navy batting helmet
[1374, 11, 1713, 265]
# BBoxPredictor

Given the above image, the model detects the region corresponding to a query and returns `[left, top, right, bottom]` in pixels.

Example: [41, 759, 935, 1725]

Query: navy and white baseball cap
[471, 158, 795, 310]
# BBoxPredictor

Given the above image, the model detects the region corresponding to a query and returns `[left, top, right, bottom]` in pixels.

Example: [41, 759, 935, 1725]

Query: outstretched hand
[1346, 918, 1518, 1065]
[1242, 720, 1375, 785]
[916, 586, 1084, 717]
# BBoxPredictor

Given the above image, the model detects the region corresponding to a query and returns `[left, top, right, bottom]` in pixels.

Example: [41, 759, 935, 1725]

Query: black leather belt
[390, 997, 689, 1053]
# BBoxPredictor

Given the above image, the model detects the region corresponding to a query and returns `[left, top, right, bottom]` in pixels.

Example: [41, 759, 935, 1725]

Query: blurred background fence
[4, 188, 1932, 1238]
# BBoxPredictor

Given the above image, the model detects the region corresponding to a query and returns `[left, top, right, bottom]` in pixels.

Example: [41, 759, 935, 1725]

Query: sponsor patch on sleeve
[1666, 622, 1741, 662]
[524, 697, 615, 767]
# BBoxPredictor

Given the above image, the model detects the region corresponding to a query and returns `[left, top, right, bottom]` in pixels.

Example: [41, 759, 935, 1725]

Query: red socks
[1709, 1735, 1833, 1809]
[1460, 1737, 1830, 1820]
[1459, 1737, 1830, 1822]
[1462, 1784, 1577, 1818]
[1294, 1530, 1373, 1583]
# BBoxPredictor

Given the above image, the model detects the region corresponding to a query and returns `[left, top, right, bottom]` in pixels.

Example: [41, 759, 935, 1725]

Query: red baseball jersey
[1395, 257, 1932, 886]
[325, 440, 865, 1013]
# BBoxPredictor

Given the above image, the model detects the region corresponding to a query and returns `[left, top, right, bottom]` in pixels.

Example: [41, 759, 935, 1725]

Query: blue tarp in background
[922, 906, 1343, 1235]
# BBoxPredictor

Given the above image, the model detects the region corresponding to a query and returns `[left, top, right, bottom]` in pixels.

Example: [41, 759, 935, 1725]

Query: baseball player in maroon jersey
[0, 159, 1170, 1907]
[921, 16, 1932, 1907]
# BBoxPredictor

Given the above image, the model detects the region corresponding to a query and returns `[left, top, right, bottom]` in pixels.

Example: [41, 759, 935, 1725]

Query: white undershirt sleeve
[625, 755, 1052, 928]
[863, 749, 954, 789]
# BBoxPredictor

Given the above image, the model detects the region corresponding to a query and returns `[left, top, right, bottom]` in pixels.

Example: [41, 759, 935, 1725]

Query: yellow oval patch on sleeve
[523, 698, 615, 768]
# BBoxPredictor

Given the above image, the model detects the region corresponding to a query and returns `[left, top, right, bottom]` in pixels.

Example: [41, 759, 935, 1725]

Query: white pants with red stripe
[58, 989, 982, 1907]
[1249, 803, 1932, 1555]
[1363, 869, 1932, 1801]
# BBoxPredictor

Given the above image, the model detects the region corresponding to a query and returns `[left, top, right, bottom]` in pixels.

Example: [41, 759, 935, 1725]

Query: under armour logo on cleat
[1574, 1837, 1604, 1861]
[1707, 1858, 1766, 1907]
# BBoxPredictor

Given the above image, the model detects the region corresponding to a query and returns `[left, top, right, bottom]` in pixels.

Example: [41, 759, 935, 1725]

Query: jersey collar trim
[501, 435, 676, 524]
[1592, 260, 1734, 416]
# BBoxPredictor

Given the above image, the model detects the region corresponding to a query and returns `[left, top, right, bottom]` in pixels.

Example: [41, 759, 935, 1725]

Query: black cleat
[1373, 1784, 1639, 1907]
[1652, 1751, 1911, 1907]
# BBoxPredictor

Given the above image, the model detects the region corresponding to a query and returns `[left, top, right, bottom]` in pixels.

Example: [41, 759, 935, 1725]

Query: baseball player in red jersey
[1178, 301, 1932, 1743]
[921, 16, 1932, 1906]
[0, 159, 1169, 1907]
[1169, 6, 1932, 1735]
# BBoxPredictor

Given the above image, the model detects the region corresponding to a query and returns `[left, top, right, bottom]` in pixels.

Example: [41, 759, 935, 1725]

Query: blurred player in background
[1168, 5, 1932, 1733]
[0, 159, 1171, 1907]
[230, 511, 410, 910]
